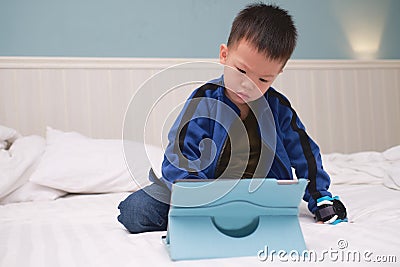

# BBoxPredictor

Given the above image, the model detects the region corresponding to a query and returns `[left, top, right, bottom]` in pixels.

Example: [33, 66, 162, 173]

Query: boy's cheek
[223, 68, 242, 90]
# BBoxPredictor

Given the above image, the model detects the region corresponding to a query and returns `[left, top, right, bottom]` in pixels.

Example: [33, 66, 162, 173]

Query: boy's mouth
[236, 92, 249, 100]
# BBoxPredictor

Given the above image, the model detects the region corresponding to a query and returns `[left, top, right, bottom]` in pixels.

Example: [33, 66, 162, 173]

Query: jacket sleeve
[277, 95, 332, 213]
[160, 91, 216, 188]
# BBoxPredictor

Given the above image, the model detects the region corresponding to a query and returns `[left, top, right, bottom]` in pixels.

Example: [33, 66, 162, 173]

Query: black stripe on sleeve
[269, 90, 322, 200]
[173, 83, 220, 174]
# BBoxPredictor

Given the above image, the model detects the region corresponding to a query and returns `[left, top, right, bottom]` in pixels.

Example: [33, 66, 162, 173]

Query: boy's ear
[219, 44, 228, 64]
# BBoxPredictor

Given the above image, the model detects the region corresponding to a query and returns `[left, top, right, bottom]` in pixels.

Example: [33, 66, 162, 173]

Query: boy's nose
[240, 77, 256, 92]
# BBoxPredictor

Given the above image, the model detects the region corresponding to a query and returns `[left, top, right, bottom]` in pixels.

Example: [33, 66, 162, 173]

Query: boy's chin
[234, 95, 259, 106]
[231, 95, 248, 106]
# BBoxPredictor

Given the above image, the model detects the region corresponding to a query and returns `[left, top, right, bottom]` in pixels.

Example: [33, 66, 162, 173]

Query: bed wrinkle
[383, 162, 400, 190]
[322, 148, 400, 187]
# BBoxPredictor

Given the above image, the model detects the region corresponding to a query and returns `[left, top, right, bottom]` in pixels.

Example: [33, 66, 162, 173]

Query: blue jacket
[160, 76, 331, 213]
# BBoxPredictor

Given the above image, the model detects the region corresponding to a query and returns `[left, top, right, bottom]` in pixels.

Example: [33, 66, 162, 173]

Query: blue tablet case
[162, 178, 308, 260]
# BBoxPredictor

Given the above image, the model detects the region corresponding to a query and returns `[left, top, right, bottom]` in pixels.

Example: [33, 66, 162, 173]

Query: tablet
[170, 178, 308, 208]
[163, 178, 308, 260]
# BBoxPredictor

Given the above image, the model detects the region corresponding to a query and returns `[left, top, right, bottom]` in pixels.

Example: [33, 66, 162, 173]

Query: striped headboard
[0, 57, 399, 154]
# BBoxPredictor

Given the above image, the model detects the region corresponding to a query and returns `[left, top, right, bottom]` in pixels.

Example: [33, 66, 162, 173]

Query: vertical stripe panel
[0, 59, 399, 153]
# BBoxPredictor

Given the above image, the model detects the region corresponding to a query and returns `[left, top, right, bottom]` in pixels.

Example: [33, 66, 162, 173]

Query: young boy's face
[219, 39, 283, 106]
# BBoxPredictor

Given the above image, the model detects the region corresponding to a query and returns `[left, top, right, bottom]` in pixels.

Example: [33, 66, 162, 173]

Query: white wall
[1, 57, 399, 153]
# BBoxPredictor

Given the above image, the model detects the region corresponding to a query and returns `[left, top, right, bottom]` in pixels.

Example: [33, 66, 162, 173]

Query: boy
[118, 3, 347, 233]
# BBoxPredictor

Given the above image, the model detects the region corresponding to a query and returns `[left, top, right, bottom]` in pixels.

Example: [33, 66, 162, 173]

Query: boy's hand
[314, 196, 348, 225]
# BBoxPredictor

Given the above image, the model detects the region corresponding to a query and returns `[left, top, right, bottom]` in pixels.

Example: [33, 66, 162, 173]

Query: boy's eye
[259, 78, 269, 83]
[236, 67, 246, 74]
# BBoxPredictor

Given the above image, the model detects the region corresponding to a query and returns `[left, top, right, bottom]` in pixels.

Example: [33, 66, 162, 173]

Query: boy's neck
[237, 103, 250, 120]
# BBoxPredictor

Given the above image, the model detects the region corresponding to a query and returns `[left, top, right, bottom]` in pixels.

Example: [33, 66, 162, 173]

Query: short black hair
[227, 3, 297, 63]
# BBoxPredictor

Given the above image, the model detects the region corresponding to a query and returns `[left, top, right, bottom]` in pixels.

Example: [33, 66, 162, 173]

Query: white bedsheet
[0, 183, 399, 267]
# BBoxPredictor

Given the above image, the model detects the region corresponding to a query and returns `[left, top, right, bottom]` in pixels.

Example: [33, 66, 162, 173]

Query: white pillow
[29, 127, 152, 193]
[0, 135, 45, 199]
[0, 182, 66, 205]
[383, 145, 400, 161]
[0, 148, 66, 204]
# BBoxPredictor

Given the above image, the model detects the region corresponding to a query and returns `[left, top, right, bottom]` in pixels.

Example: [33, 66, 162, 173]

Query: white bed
[1, 186, 399, 266]
[0, 185, 400, 266]
[1, 126, 399, 267]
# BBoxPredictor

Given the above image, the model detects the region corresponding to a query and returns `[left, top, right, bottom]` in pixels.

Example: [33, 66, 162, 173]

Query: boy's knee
[117, 193, 145, 233]
[117, 189, 169, 234]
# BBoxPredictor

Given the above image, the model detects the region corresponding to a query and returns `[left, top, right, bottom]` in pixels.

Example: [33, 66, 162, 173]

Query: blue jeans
[117, 182, 171, 233]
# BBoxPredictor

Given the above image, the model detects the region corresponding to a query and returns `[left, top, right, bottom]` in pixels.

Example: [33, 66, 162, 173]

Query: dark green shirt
[215, 110, 262, 179]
